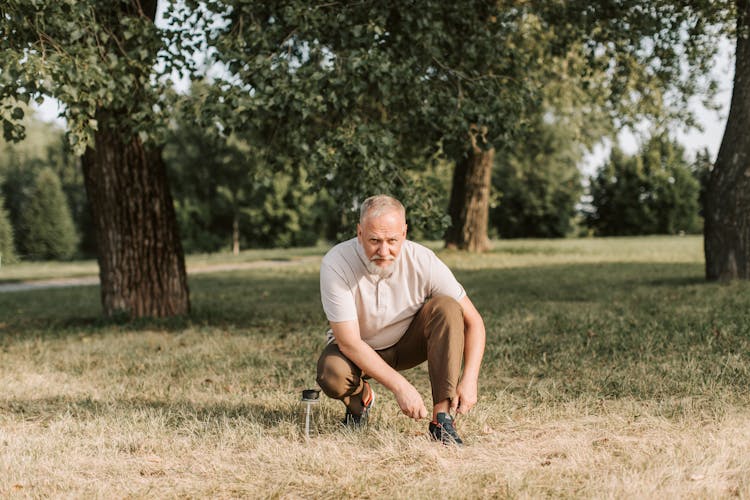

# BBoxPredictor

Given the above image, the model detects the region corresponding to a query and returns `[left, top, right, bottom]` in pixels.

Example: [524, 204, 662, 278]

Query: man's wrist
[460, 370, 480, 386]
[385, 372, 410, 394]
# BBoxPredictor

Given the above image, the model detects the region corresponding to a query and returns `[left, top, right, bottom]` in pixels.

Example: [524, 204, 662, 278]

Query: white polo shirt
[320, 238, 466, 350]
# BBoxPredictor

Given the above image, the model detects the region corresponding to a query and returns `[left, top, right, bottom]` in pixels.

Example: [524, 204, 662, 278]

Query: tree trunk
[81, 112, 190, 317]
[232, 215, 240, 256]
[444, 125, 494, 252]
[705, 0, 750, 281]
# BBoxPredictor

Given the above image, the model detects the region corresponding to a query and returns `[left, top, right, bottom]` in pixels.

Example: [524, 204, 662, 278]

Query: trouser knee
[316, 343, 362, 400]
[424, 295, 464, 334]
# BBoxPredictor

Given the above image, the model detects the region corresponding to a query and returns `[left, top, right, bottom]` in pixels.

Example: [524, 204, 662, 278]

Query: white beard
[366, 257, 397, 278]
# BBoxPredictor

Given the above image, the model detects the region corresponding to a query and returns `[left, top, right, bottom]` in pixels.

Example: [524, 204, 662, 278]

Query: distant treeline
[0, 107, 709, 263]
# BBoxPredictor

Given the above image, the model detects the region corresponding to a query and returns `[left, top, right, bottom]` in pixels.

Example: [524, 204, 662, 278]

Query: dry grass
[3, 382, 749, 498]
[2, 235, 750, 498]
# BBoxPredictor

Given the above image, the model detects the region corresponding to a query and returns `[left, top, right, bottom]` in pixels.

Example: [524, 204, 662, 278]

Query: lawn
[2, 235, 750, 498]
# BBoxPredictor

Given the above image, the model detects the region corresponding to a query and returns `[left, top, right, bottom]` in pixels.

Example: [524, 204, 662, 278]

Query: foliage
[0, 195, 14, 264]
[18, 167, 78, 260]
[0, 107, 94, 258]
[200, 0, 552, 231]
[490, 116, 585, 238]
[533, 1, 732, 129]
[240, 166, 327, 248]
[193, 1, 728, 246]
[164, 89, 333, 251]
[2, 2, 732, 243]
[586, 134, 702, 236]
[0, 0, 206, 153]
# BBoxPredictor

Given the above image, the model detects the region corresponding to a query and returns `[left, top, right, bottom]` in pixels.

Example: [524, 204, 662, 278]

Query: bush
[19, 167, 78, 260]
[0, 110, 95, 258]
[586, 134, 701, 236]
[490, 120, 584, 238]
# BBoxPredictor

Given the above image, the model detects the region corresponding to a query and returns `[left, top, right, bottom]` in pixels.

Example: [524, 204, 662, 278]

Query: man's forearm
[458, 296, 485, 383]
[338, 338, 410, 393]
[462, 324, 485, 383]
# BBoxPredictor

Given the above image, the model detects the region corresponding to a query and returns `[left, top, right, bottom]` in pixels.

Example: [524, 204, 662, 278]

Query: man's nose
[378, 243, 389, 255]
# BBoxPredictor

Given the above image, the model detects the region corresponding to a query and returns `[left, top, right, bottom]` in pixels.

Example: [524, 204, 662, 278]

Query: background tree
[164, 103, 255, 254]
[205, 0, 549, 251]
[0, 107, 95, 259]
[587, 148, 651, 236]
[586, 134, 701, 236]
[0, 0, 206, 316]
[529, 0, 750, 280]
[204, 1, 726, 251]
[164, 85, 333, 252]
[0, 195, 14, 264]
[490, 116, 586, 238]
[18, 167, 78, 260]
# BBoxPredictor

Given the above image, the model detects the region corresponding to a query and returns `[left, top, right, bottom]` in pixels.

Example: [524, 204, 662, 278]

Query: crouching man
[317, 194, 485, 445]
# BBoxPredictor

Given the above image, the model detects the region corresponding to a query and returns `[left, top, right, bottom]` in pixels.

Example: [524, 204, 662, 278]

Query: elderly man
[317, 194, 485, 445]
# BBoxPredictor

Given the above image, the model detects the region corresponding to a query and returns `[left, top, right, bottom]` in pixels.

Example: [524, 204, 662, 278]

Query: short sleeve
[320, 261, 358, 323]
[428, 252, 466, 301]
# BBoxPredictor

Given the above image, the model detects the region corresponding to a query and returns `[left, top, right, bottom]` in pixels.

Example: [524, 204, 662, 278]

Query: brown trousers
[316, 295, 465, 414]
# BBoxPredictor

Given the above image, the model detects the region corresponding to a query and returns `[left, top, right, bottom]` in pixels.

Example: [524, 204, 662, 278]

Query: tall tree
[206, 1, 542, 250]
[705, 0, 750, 280]
[206, 1, 722, 251]
[1, 1, 197, 316]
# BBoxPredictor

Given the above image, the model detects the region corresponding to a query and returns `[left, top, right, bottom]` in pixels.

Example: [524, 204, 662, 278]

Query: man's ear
[357, 224, 362, 238]
[403, 224, 408, 237]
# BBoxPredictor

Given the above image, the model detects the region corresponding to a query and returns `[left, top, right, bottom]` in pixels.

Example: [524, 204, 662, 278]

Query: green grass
[2, 235, 750, 497]
[0, 244, 328, 283]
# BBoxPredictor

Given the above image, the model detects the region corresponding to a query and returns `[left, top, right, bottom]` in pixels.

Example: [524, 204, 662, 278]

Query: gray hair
[359, 195, 406, 223]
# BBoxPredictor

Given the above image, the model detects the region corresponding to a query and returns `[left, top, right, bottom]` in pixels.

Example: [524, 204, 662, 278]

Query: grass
[0, 244, 327, 283]
[2, 235, 750, 498]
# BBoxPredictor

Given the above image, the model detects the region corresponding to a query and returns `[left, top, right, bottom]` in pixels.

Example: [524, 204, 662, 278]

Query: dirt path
[0, 256, 320, 293]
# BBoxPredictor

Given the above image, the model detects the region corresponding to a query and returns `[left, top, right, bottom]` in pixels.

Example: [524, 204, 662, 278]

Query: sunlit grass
[0, 244, 329, 283]
[2, 235, 750, 497]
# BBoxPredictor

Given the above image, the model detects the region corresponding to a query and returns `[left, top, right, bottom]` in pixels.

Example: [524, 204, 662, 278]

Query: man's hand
[395, 381, 428, 420]
[450, 378, 478, 415]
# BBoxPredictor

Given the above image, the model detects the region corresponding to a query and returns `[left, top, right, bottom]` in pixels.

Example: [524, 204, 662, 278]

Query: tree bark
[445, 125, 494, 252]
[705, 0, 750, 281]
[81, 112, 190, 317]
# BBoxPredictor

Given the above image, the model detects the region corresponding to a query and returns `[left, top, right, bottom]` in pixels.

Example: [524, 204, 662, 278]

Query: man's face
[357, 210, 407, 271]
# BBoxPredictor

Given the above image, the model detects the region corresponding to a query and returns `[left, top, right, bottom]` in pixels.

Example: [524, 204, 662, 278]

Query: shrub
[19, 167, 78, 260]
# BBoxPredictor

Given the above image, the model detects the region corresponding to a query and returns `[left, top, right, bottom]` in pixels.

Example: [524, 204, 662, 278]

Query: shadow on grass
[454, 261, 709, 306]
[0, 395, 292, 430]
[645, 275, 708, 287]
[0, 261, 716, 342]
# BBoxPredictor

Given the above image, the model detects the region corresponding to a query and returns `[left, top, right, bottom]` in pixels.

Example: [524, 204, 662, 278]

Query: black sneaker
[343, 382, 375, 427]
[429, 412, 464, 446]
